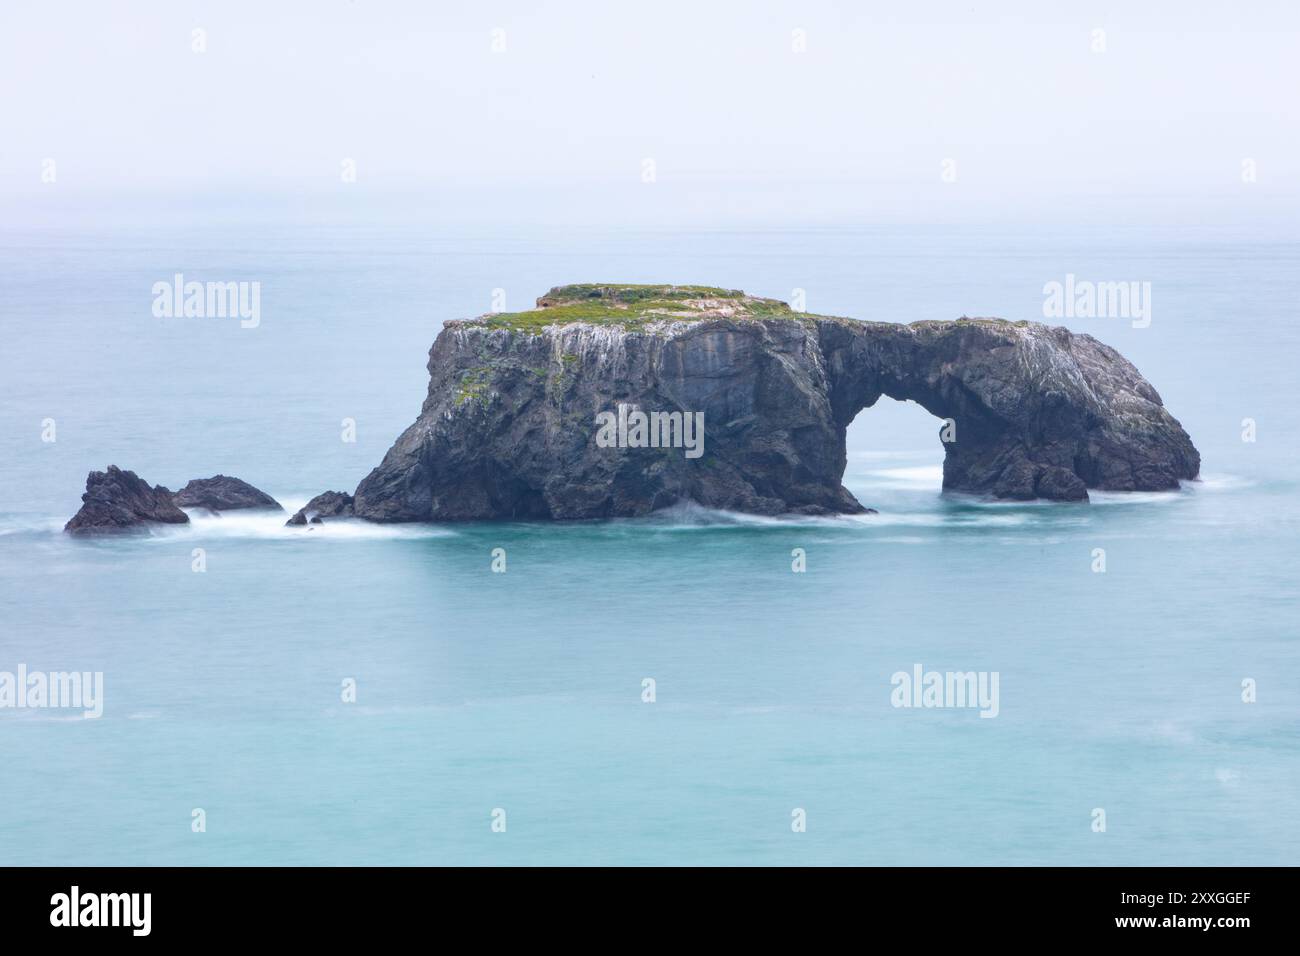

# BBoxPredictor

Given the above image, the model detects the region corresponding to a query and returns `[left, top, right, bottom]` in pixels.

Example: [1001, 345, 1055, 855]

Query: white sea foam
[856, 464, 945, 490]
[636, 501, 808, 529]
[0, 515, 66, 537]
[854, 508, 1036, 527]
[852, 463, 1252, 505]
[17, 471, 1239, 543]
[179, 507, 455, 541]
[1089, 489, 1186, 506]
[633, 500, 1035, 531]
[1089, 473, 1249, 506]
[1188, 473, 1253, 493]
[149, 496, 457, 541]
[7, 501, 445, 541]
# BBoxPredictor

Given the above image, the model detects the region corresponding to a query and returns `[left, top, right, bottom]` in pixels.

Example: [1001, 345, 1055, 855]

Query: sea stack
[173, 475, 283, 511]
[350, 284, 1200, 520]
[66, 468, 282, 533]
[64, 466, 190, 534]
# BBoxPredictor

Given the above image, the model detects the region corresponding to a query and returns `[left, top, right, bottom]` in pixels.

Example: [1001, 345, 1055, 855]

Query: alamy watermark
[595, 403, 704, 459]
[1042, 274, 1151, 328]
[0, 664, 103, 718]
[890, 663, 999, 718]
[50, 886, 150, 935]
[152, 273, 260, 328]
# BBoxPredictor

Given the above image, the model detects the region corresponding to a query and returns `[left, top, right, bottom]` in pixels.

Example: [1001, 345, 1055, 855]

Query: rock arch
[348, 286, 1200, 521]
[816, 317, 1200, 502]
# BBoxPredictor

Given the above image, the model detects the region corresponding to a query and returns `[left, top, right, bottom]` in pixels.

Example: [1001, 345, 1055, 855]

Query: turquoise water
[2, 224, 1297, 864]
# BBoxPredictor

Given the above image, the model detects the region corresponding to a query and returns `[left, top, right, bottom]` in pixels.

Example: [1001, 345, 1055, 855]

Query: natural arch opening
[843, 397, 947, 505]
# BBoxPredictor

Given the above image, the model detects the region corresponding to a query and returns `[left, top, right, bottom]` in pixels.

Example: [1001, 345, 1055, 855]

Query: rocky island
[350, 284, 1199, 520]
[65, 283, 1200, 532]
[64, 466, 190, 534]
[173, 475, 283, 512]
[65, 469, 282, 534]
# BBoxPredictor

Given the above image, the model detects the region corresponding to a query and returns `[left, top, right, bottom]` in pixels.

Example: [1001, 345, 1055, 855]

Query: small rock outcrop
[285, 491, 355, 526]
[173, 475, 282, 511]
[64, 466, 190, 534]
[352, 284, 1200, 519]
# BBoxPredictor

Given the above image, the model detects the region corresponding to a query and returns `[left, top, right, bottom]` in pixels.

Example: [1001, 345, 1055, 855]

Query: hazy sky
[3, 0, 1298, 229]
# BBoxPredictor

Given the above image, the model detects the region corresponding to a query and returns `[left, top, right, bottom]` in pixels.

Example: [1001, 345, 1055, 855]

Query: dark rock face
[173, 475, 282, 511]
[286, 491, 355, 526]
[64, 466, 190, 534]
[352, 286, 1199, 520]
[816, 318, 1200, 501]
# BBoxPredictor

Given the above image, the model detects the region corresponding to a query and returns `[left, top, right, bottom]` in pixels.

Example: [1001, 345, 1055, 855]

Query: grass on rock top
[543, 283, 745, 304]
[464, 284, 1039, 334]
[473, 283, 809, 331]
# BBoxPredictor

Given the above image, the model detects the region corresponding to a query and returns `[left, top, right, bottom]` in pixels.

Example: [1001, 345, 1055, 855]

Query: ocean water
[1, 222, 1297, 865]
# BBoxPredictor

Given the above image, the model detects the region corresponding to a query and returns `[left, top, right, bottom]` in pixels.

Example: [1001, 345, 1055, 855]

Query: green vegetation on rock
[471, 283, 814, 332]
[455, 366, 494, 407]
